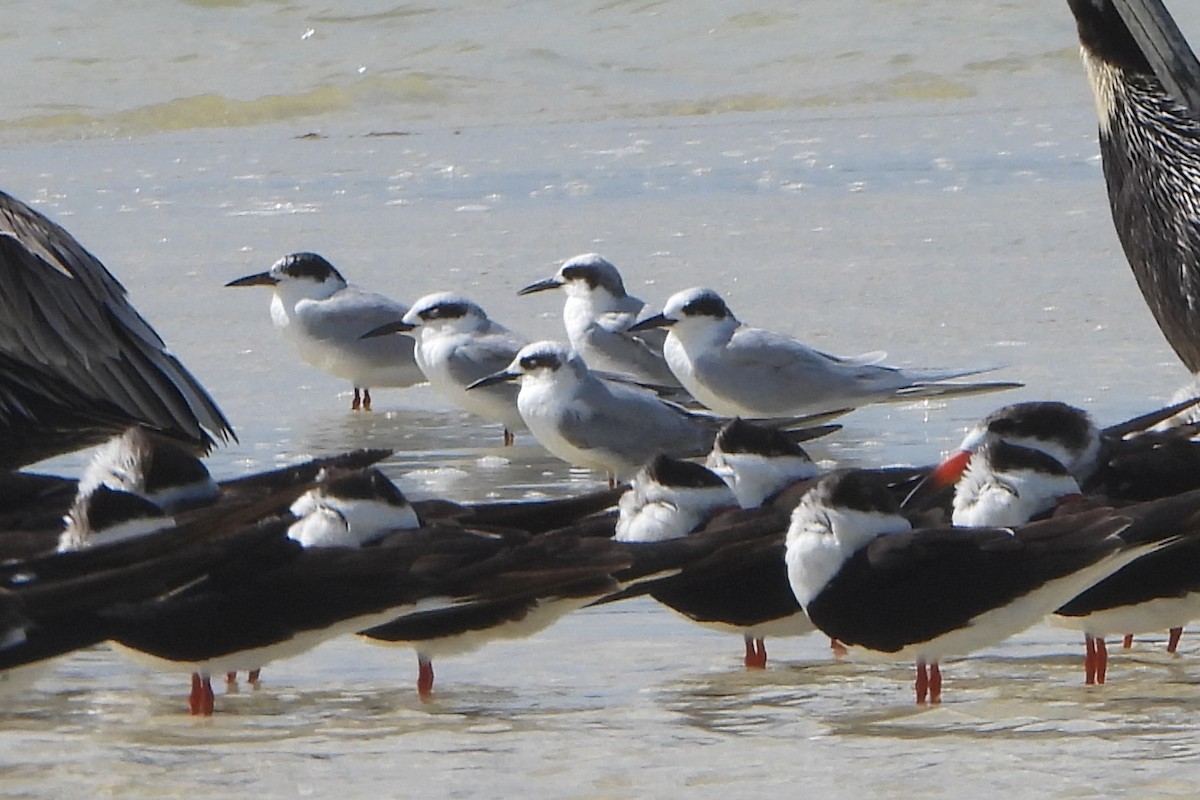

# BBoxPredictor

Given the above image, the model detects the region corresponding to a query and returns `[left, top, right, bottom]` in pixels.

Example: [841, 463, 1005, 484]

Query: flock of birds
[4, 0, 1200, 716]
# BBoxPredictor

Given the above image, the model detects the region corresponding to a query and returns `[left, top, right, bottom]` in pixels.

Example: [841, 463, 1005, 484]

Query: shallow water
[5, 1, 1200, 797]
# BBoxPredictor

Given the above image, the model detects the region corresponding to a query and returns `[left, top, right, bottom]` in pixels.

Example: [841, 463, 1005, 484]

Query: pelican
[0, 189, 234, 469]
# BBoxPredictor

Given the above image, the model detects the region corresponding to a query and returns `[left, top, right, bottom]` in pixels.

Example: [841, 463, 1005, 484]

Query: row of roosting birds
[7, 0, 1200, 714]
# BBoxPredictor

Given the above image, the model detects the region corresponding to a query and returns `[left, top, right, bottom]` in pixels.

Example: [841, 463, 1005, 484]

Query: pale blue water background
[3, 2, 1200, 797]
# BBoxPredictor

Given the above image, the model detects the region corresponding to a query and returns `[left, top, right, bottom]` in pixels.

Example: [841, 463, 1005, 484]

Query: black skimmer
[56, 484, 176, 552]
[613, 454, 740, 543]
[225, 252, 424, 411]
[600, 426, 927, 670]
[286, 468, 420, 548]
[944, 437, 1200, 685]
[1066, 0, 1200, 372]
[705, 417, 821, 510]
[3, 423, 403, 710]
[702, 419, 937, 663]
[279, 467, 629, 701]
[416, 484, 625, 534]
[105, 501, 628, 714]
[0, 423, 393, 562]
[0, 188, 235, 470]
[784, 469, 1189, 704]
[1055, 508, 1200, 683]
[913, 398, 1200, 513]
[356, 534, 626, 702]
[73, 426, 220, 512]
[948, 441, 1085, 529]
[590, 452, 810, 670]
[0, 481, 303, 692]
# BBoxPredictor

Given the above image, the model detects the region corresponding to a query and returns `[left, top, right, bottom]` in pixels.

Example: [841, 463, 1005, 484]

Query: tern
[630, 287, 1021, 418]
[361, 291, 527, 445]
[517, 253, 680, 387]
[226, 252, 424, 410]
[467, 340, 826, 484]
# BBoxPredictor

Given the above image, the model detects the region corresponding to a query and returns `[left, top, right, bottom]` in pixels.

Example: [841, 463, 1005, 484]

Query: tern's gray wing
[702, 327, 908, 412]
[556, 379, 714, 469]
[712, 329, 1006, 414]
[595, 308, 641, 334]
[292, 285, 419, 381]
[445, 332, 524, 386]
[577, 304, 676, 386]
[600, 296, 669, 352]
[625, 323, 668, 353]
[579, 322, 679, 386]
[293, 285, 410, 341]
[0, 190, 235, 469]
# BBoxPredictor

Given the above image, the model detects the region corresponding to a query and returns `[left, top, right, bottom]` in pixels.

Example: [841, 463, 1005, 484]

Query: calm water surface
[4, 2, 1200, 797]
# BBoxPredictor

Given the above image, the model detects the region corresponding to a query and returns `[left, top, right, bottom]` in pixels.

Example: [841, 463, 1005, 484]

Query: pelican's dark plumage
[0, 189, 235, 469]
[1066, 0, 1200, 371]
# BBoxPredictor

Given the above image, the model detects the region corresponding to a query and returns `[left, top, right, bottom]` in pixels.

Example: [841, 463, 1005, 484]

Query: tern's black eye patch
[560, 259, 625, 295]
[520, 352, 562, 371]
[681, 293, 729, 319]
[278, 252, 342, 282]
[561, 263, 601, 288]
[420, 301, 470, 321]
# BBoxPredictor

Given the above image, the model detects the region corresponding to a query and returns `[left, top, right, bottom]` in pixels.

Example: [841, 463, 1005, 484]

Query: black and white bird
[100, 488, 628, 714]
[0, 423, 393, 562]
[103, 516, 460, 715]
[72, 426, 220, 513]
[1, 421, 403, 709]
[56, 484, 176, 553]
[604, 453, 812, 669]
[948, 440, 1085, 529]
[0, 502, 298, 697]
[0, 188, 235, 470]
[943, 436, 1200, 686]
[361, 291, 528, 445]
[282, 467, 628, 702]
[706, 418, 822, 510]
[613, 455, 739, 544]
[286, 468, 420, 548]
[630, 287, 1020, 419]
[517, 253, 680, 387]
[357, 537, 625, 703]
[7, 473, 308, 711]
[226, 252, 423, 411]
[919, 399, 1200, 510]
[784, 469, 1188, 704]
